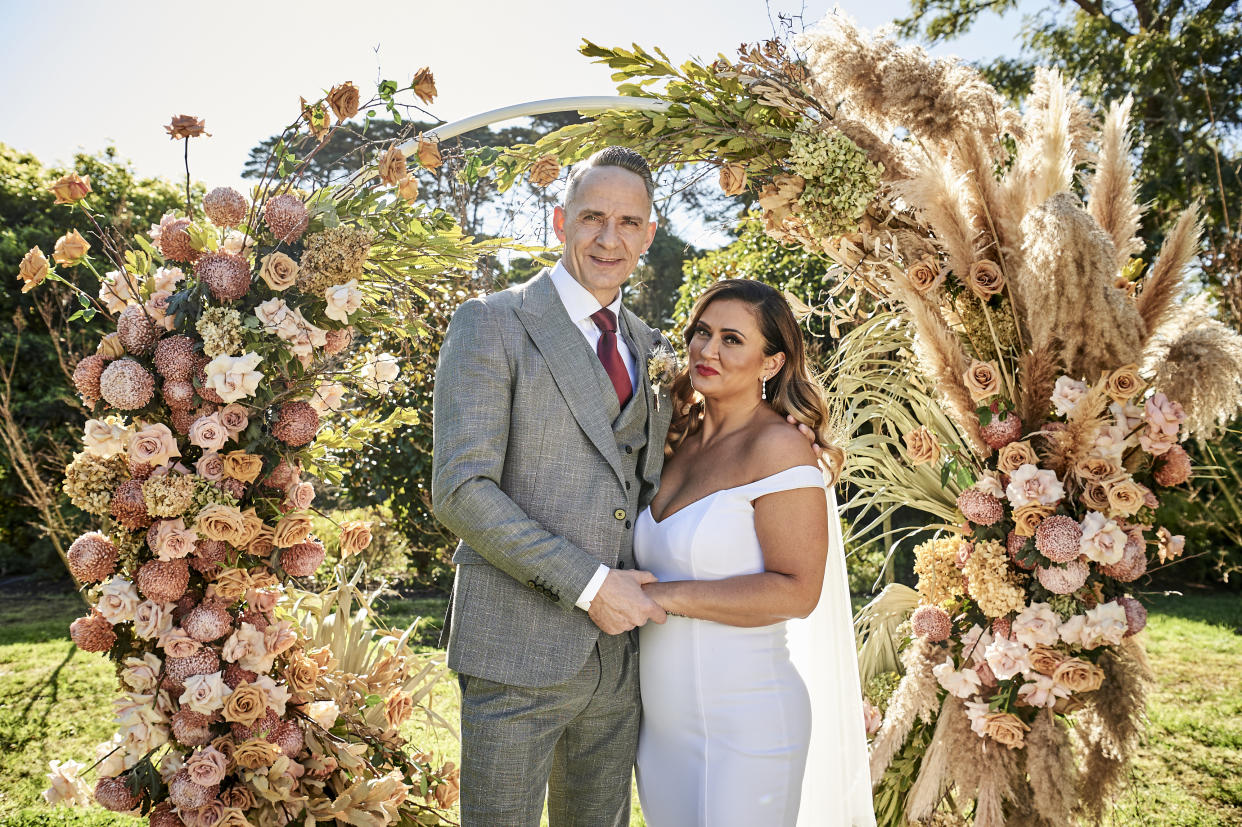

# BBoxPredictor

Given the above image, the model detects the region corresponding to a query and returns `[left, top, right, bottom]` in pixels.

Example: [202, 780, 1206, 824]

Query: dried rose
[273, 513, 312, 548]
[209, 568, 252, 603]
[981, 711, 1029, 748]
[222, 683, 267, 727]
[412, 67, 437, 104]
[48, 173, 92, 204]
[259, 252, 299, 292]
[1027, 645, 1065, 676]
[529, 155, 561, 188]
[53, 230, 90, 266]
[902, 425, 940, 465]
[339, 521, 374, 557]
[906, 258, 943, 293]
[1105, 477, 1146, 517]
[194, 504, 247, 544]
[284, 654, 319, 694]
[997, 441, 1037, 473]
[1082, 481, 1112, 512]
[1104, 363, 1143, 403]
[416, 135, 442, 170]
[1075, 456, 1120, 481]
[1052, 657, 1105, 693]
[966, 260, 1005, 300]
[397, 175, 419, 204]
[165, 115, 209, 139]
[233, 738, 282, 770]
[18, 247, 49, 293]
[326, 81, 360, 123]
[222, 451, 264, 484]
[963, 359, 1001, 402]
[378, 145, 408, 186]
[718, 163, 747, 197]
[1013, 503, 1054, 537]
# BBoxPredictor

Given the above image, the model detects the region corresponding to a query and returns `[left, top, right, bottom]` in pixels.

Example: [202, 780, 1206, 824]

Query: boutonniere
[647, 339, 681, 411]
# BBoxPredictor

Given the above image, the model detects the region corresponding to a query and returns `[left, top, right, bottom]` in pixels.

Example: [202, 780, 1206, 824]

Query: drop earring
[761, 376, 767, 400]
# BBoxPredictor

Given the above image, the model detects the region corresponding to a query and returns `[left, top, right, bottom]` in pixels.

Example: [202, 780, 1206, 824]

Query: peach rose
[378, 145, 407, 186]
[385, 690, 413, 728]
[218, 404, 249, 438]
[195, 452, 225, 481]
[1105, 477, 1146, 517]
[286, 481, 315, 511]
[179, 671, 230, 715]
[1081, 481, 1112, 511]
[906, 258, 944, 293]
[718, 163, 747, 197]
[273, 513, 312, 548]
[222, 683, 267, 727]
[150, 518, 198, 561]
[208, 568, 252, 603]
[966, 260, 1005, 300]
[98, 332, 125, 359]
[233, 738, 282, 770]
[1052, 657, 1105, 693]
[222, 451, 264, 484]
[1075, 456, 1120, 482]
[145, 290, 175, 331]
[981, 711, 1029, 748]
[309, 382, 346, 413]
[963, 359, 1001, 402]
[397, 175, 419, 204]
[235, 509, 265, 549]
[997, 441, 1037, 473]
[284, 654, 319, 694]
[259, 252, 299, 292]
[248, 526, 275, 557]
[164, 115, 208, 139]
[1104, 364, 1143, 404]
[18, 247, 50, 293]
[305, 700, 340, 730]
[189, 412, 229, 452]
[185, 746, 228, 787]
[48, 173, 92, 204]
[339, 521, 374, 557]
[903, 425, 940, 465]
[326, 81, 360, 122]
[412, 67, 437, 104]
[529, 155, 561, 188]
[1027, 645, 1065, 676]
[53, 230, 91, 266]
[263, 621, 298, 659]
[1013, 503, 1054, 537]
[194, 505, 247, 544]
[129, 423, 182, 468]
[416, 135, 442, 170]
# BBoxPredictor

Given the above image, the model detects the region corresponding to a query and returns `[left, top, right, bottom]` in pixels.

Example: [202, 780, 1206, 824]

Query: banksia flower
[154, 335, 198, 380]
[1100, 531, 1148, 582]
[162, 647, 220, 693]
[232, 707, 279, 741]
[203, 187, 248, 228]
[111, 479, 153, 529]
[137, 558, 189, 603]
[272, 401, 319, 446]
[224, 662, 258, 689]
[70, 611, 117, 652]
[264, 194, 309, 243]
[149, 801, 185, 827]
[957, 488, 1004, 526]
[981, 413, 1023, 450]
[99, 359, 155, 410]
[196, 252, 251, 302]
[168, 769, 216, 810]
[158, 218, 198, 263]
[182, 601, 232, 642]
[911, 604, 952, 641]
[67, 531, 118, 583]
[72, 353, 108, 404]
[1115, 596, 1147, 636]
[94, 775, 140, 812]
[171, 707, 213, 746]
[280, 539, 325, 577]
[1036, 558, 1089, 594]
[117, 304, 159, 355]
[1153, 444, 1192, 487]
[1035, 515, 1083, 563]
[271, 719, 304, 757]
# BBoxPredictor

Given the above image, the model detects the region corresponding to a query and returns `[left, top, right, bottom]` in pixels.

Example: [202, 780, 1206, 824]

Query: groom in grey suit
[432, 147, 674, 826]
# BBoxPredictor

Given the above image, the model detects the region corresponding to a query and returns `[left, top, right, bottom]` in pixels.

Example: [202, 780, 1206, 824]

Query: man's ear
[641, 218, 657, 252]
[552, 206, 567, 243]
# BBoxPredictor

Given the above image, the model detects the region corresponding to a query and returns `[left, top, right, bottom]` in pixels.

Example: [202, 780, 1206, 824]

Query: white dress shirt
[548, 260, 637, 610]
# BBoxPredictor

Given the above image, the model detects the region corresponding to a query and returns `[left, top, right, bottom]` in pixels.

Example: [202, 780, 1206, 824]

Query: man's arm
[432, 298, 602, 608]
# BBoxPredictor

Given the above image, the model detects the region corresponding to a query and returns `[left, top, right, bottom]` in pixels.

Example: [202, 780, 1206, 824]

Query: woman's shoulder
[743, 417, 819, 479]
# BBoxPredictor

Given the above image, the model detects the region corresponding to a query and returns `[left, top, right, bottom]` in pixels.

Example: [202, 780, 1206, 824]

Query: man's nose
[597, 219, 621, 247]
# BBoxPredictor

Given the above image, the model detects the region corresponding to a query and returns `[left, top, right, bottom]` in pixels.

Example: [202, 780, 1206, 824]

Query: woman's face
[687, 297, 783, 402]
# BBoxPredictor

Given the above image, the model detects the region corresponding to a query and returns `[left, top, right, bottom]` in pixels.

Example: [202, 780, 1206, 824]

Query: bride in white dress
[634, 280, 874, 827]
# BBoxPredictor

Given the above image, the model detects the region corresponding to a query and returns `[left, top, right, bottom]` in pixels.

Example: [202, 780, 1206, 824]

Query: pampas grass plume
[1087, 96, 1145, 270]
[1136, 202, 1203, 342]
[1026, 709, 1079, 825]
[1154, 318, 1242, 438]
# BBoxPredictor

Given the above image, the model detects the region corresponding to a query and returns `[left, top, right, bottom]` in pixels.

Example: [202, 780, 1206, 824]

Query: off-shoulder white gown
[635, 465, 875, 827]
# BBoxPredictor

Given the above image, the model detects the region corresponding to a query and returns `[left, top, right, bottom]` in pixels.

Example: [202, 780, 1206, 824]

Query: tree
[0, 143, 187, 578]
[896, 0, 1242, 313]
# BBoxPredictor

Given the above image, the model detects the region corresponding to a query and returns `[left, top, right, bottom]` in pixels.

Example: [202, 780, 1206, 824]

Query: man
[432, 146, 671, 826]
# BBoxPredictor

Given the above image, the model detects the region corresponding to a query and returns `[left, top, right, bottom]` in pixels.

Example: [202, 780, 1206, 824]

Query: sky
[1, 0, 1029, 247]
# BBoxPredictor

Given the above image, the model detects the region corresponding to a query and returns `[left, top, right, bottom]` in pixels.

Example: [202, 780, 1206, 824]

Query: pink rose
[134, 600, 173, 641]
[145, 290, 175, 331]
[189, 412, 229, 451]
[96, 576, 141, 625]
[185, 746, 228, 787]
[862, 700, 882, 736]
[286, 481, 315, 511]
[218, 404, 249, 438]
[245, 587, 280, 615]
[195, 452, 225, 481]
[1005, 464, 1065, 508]
[149, 518, 197, 561]
[129, 423, 181, 468]
[179, 671, 230, 715]
[158, 627, 202, 658]
[263, 620, 297, 658]
[1144, 392, 1185, 437]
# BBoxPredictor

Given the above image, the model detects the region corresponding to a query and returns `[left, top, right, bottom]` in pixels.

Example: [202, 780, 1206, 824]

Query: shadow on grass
[1143, 590, 1242, 631]
[19, 643, 77, 736]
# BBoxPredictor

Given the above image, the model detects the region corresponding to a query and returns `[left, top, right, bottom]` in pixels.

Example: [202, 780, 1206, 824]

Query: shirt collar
[549, 260, 623, 326]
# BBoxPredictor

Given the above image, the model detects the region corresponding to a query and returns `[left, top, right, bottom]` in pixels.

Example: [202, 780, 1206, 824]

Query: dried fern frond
[1136, 202, 1203, 342]
[1153, 318, 1242, 438]
[1087, 96, 1145, 270]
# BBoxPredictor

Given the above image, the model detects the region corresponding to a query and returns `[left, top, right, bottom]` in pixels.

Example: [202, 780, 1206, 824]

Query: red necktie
[590, 308, 633, 408]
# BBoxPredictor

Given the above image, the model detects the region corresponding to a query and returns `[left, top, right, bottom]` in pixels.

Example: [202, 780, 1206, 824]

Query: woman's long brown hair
[665, 279, 844, 483]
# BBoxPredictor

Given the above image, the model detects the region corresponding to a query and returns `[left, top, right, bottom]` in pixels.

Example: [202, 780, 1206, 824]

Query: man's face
[553, 165, 657, 306]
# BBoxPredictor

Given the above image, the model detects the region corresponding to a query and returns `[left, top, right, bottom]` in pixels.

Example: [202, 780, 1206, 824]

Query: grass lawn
[2, 585, 1238, 826]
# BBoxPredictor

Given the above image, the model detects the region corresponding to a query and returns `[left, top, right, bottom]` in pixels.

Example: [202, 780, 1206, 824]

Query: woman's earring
[761, 375, 767, 400]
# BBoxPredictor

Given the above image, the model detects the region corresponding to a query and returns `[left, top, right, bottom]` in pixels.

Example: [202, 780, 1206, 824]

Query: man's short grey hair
[564, 146, 656, 207]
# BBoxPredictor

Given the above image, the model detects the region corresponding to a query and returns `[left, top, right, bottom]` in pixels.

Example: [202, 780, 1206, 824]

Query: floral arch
[27, 16, 1242, 827]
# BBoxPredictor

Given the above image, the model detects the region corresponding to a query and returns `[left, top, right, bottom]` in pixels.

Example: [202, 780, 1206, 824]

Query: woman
[635, 279, 874, 827]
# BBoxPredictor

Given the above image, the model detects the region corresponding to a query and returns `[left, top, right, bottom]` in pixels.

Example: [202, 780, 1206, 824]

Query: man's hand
[588, 569, 668, 635]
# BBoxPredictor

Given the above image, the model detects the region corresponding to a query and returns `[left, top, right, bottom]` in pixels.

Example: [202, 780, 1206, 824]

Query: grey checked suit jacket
[431, 269, 674, 688]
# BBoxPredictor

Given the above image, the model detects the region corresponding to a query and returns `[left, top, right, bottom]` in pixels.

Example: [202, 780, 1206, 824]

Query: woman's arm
[643, 482, 829, 626]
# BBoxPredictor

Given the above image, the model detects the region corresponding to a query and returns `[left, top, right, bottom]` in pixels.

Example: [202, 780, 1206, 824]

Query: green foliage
[0, 144, 185, 579]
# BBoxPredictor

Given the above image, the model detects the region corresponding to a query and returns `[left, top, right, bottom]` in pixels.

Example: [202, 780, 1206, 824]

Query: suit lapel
[619, 306, 669, 484]
[515, 272, 626, 486]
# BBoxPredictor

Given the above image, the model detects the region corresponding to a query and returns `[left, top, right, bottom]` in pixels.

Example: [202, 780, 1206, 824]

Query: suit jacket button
[614, 508, 626, 521]
[625, 481, 631, 490]
[625, 520, 631, 529]
[624, 445, 633, 454]
[526, 580, 536, 588]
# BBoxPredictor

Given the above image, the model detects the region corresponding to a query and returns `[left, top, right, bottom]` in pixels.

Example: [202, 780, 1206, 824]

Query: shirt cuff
[575, 564, 611, 611]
